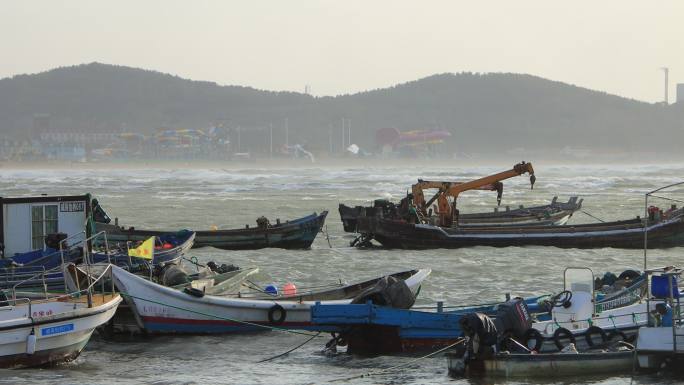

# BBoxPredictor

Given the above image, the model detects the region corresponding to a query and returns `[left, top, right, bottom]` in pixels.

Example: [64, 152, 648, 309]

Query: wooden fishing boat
[362, 208, 684, 249]
[312, 268, 651, 355]
[110, 265, 430, 334]
[94, 229, 195, 265]
[95, 211, 328, 250]
[341, 196, 582, 232]
[446, 348, 635, 378]
[0, 264, 122, 368]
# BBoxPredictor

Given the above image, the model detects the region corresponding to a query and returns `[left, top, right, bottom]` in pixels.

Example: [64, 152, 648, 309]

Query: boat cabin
[0, 194, 92, 258]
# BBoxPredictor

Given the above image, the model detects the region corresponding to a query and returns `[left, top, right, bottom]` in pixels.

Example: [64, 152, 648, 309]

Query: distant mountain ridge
[1, 63, 681, 155]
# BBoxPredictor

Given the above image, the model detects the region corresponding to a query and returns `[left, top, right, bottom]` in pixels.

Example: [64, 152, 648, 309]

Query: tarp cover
[351, 275, 416, 309]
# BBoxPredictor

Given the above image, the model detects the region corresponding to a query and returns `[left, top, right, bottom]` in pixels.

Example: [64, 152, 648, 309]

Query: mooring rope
[119, 291, 327, 338]
[580, 210, 606, 223]
[326, 338, 466, 383]
[257, 332, 322, 363]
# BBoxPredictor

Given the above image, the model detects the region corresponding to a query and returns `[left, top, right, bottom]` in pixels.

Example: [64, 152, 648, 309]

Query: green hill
[1, 63, 682, 155]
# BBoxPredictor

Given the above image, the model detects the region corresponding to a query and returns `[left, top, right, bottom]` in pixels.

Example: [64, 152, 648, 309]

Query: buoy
[26, 328, 36, 355]
[264, 284, 278, 296]
[162, 243, 173, 249]
[283, 282, 297, 296]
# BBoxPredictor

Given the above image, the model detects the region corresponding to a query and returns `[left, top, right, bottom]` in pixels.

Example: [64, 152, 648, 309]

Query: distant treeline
[1, 63, 682, 155]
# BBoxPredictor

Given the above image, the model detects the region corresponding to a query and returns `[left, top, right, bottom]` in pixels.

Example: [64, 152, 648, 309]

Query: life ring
[183, 287, 204, 298]
[607, 330, 628, 342]
[267, 304, 287, 324]
[584, 326, 608, 347]
[522, 328, 544, 352]
[553, 327, 576, 351]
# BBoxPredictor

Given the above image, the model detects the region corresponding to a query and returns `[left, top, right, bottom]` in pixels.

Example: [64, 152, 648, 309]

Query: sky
[1, 0, 682, 102]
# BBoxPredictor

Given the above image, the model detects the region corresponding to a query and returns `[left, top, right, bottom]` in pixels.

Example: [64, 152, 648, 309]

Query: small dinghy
[446, 344, 635, 378]
[446, 309, 635, 378]
[0, 264, 122, 368]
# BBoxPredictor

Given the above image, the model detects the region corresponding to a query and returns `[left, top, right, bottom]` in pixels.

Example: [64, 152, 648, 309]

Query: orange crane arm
[430, 161, 535, 227]
[444, 161, 534, 197]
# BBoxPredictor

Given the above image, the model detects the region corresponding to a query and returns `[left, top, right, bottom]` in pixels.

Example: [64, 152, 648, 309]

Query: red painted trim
[141, 316, 312, 327]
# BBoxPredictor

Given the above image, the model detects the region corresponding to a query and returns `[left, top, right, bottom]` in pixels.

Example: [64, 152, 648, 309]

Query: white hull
[111, 265, 430, 334]
[0, 294, 122, 368]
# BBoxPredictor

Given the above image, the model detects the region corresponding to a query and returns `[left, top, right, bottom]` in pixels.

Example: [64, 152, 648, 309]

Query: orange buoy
[282, 282, 297, 296]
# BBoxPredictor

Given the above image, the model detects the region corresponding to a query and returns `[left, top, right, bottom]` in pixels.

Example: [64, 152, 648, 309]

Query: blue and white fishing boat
[312, 267, 653, 354]
[0, 264, 122, 368]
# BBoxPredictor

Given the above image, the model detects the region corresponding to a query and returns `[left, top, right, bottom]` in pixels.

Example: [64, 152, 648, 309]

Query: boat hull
[0, 294, 121, 368]
[96, 212, 327, 250]
[446, 350, 635, 378]
[369, 215, 684, 249]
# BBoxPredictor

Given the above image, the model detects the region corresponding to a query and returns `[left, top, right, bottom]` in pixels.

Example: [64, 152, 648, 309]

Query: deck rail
[644, 266, 682, 354]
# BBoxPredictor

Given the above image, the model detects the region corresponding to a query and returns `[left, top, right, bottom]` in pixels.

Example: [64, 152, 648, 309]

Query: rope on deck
[327, 338, 466, 383]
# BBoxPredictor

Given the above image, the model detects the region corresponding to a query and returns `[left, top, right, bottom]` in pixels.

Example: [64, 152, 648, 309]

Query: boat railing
[59, 230, 112, 266]
[10, 263, 65, 301]
[9, 263, 117, 311]
[644, 266, 683, 353]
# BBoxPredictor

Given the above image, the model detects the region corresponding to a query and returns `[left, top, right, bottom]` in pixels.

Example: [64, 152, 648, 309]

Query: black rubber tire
[584, 326, 608, 347]
[267, 304, 287, 324]
[553, 327, 576, 351]
[618, 269, 641, 280]
[607, 330, 628, 342]
[522, 328, 544, 352]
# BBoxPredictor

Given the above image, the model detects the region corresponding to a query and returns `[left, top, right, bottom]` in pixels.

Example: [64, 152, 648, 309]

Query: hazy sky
[2, 1, 682, 102]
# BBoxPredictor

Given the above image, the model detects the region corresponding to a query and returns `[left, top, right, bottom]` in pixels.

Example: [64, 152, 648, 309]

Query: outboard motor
[494, 298, 533, 340]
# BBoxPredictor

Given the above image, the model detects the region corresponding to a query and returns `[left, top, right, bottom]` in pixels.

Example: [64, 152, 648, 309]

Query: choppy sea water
[1, 163, 683, 385]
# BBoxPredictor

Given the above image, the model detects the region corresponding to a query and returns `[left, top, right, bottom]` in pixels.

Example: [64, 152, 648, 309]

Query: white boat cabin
[0, 194, 92, 257]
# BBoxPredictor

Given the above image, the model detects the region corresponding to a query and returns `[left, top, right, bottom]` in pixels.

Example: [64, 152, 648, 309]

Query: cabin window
[31, 205, 58, 250]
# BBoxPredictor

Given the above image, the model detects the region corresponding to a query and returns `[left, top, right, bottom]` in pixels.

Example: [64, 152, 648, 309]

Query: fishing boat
[69, 262, 260, 335]
[341, 196, 582, 232]
[95, 211, 328, 250]
[445, 345, 635, 378]
[0, 264, 122, 368]
[312, 267, 652, 354]
[110, 266, 431, 334]
[446, 294, 636, 378]
[0, 230, 196, 291]
[361, 206, 684, 249]
[635, 266, 684, 371]
[94, 229, 196, 265]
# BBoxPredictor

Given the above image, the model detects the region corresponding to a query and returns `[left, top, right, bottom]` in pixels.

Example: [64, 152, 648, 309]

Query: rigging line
[119, 291, 326, 338]
[257, 332, 321, 363]
[580, 210, 605, 223]
[327, 338, 466, 383]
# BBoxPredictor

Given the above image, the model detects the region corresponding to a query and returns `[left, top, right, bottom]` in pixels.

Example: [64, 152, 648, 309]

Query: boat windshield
[564, 267, 594, 297]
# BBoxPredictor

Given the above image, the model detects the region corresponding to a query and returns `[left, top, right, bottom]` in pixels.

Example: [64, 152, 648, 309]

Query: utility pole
[661, 67, 669, 104]
[341, 118, 345, 152]
[328, 124, 333, 154]
[237, 126, 241, 152]
[285, 118, 289, 147]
